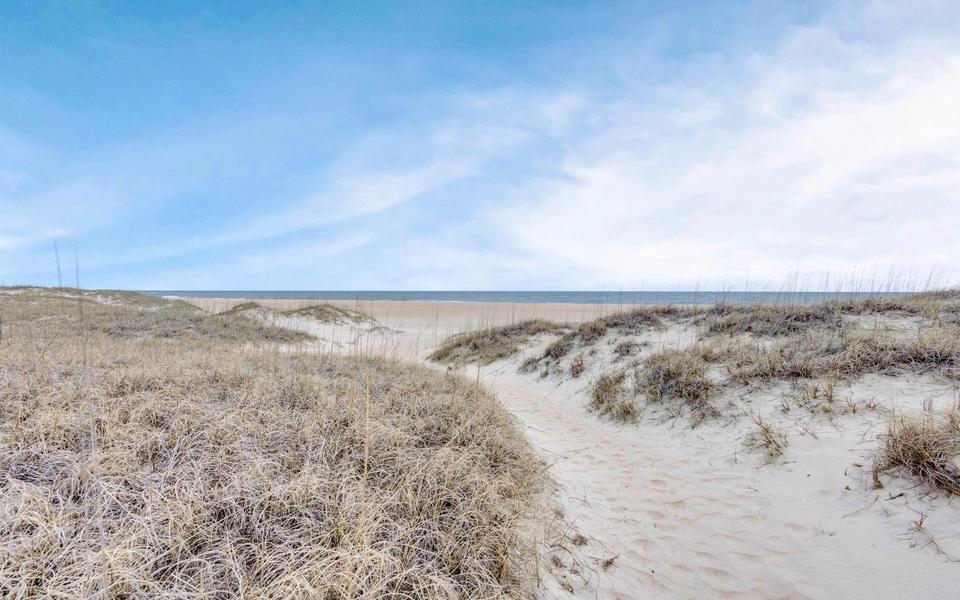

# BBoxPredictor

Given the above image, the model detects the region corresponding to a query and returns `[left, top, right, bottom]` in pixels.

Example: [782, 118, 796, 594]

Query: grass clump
[569, 355, 586, 378]
[597, 308, 663, 334]
[544, 334, 574, 361]
[0, 288, 543, 598]
[634, 348, 715, 418]
[589, 372, 636, 421]
[429, 320, 560, 365]
[613, 340, 640, 359]
[728, 329, 960, 383]
[283, 304, 371, 324]
[703, 303, 842, 337]
[575, 321, 607, 344]
[217, 300, 264, 314]
[1, 289, 312, 344]
[751, 416, 788, 461]
[874, 411, 960, 495]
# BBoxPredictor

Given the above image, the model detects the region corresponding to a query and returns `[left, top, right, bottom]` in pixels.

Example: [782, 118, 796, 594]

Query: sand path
[480, 364, 957, 599]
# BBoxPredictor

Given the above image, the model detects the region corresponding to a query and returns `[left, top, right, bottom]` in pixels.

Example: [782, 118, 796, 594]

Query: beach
[3, 287, 958, 599]
[183, 293, 960, 599]
[185, 297, 630, 360]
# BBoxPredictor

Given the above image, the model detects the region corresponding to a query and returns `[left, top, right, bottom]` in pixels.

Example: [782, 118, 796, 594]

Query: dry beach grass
[0, 288, 544, 598]
[875, 411, 960, 496]
[430, 291, 960, 494]
[419, 290, 960, 596]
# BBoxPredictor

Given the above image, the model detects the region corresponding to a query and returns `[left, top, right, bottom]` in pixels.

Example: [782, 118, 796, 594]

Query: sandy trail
[480, 363, 959, 599]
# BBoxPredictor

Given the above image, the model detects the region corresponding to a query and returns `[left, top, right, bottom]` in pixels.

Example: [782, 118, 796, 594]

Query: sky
[2, 0, 959, 291]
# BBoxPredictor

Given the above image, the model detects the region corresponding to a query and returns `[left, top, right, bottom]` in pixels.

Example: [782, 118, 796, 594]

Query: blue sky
[2, 1, 959, 290]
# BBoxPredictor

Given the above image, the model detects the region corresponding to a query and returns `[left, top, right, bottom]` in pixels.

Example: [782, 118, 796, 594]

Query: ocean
[140, 290, 908, 305]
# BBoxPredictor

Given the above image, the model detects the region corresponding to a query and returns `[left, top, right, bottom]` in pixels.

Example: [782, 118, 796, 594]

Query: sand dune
[185, 295, 960, 599]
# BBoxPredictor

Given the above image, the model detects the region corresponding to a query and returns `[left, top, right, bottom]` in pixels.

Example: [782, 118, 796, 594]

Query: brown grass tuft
[597, 308, 663, 333]
[703, 303, 843, 337]
[283, 304, 372, 324]
[752, 416, 788, 461]
[728, 329, 960, 383]
[429, 320, 561, 365]
[613, 340, 640, 359]
[569, 355, 586, 378]
[634, 348, 715, 417]
[874, 412, 960, 495]
[589, 373, 636, 421]
[575, 321, 608, 344]
[544, 334, 575, 361]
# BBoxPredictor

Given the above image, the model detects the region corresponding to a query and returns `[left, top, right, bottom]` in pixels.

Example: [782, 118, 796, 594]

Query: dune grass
[216, 300, 373, 325]
[428, 320, 561, 365]
[2, 288, 313, 344]
[727, 329, 960, 383]
[633, 348, 715, 418]
[589, 372, 636, 422]
[701, 303, 843, 336]
[282, 304, 371, 324]
[0, 288, 544, 598]
[428, 291, 960, 427]
[874, 411, 960, 495]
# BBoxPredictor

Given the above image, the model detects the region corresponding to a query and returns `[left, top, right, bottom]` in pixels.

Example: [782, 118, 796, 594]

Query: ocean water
[141, 290, 908, 305]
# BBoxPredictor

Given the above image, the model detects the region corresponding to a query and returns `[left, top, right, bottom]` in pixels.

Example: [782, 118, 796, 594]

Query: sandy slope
[187, 297, 960, 599]
[483, 362, 959, 599]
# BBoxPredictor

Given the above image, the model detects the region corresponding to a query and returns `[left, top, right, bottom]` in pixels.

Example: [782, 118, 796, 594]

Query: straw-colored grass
[429, 320, 561, 365]
[543, 335, 574, 361]
[874, 411, 960, 495]
[727, 329, 960, 383]
[0, 288, 544, 598]
[633, 348, 715, 418]
[589, 373, 636, 422]
[3, 288, 312, 344]
[702, 303, 843, 337]
[217, 300, 372, 325]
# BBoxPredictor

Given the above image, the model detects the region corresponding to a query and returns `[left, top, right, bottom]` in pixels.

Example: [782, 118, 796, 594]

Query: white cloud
[487, 3, 960, 289]
[0, 227, 66, 250]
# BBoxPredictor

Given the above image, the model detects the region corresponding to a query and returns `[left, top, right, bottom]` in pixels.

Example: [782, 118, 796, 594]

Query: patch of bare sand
[186, 298, 627, 360]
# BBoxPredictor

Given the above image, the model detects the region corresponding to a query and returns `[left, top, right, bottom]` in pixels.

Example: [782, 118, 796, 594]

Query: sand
[186, 297, 960, 599]
[186, 298, 627, 359]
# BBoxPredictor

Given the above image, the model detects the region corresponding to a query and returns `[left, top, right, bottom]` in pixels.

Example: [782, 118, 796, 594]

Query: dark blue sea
[140, 290, 908, 305]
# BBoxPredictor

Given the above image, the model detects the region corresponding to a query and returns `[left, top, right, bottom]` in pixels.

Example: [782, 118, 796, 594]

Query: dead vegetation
[283, 303, 371, 324]
[613, 340, 640, 359]
[727, 329, 960, 383]
[429, 291, 960, 428]
[544, 334, 575, 361]
[217, 300, 373, 325]
[429, 320, 561, 365]
[589, 373, 636, 422]
[430, 306, 669, 368]
[751, 416, 789, 461]
[2, 288, 312, 344]
[569, 355, 586, 378]
[0, 288, 544, 598]
[874, 411, 960, 495]
[633, 348, 715, 419]
[702, 303, 843, 336]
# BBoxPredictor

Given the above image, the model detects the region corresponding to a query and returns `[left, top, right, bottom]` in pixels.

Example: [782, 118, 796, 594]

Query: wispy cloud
[484, 2, 960, 289]
[3, 1, 958, 289]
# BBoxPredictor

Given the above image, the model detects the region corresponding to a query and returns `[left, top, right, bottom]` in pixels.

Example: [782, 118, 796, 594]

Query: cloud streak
[3, 1, 958, 290]
[484, 3, 960, 289]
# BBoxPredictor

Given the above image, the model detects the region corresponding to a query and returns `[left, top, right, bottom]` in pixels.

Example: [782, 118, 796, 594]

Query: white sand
[188, 297, 960, 599]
